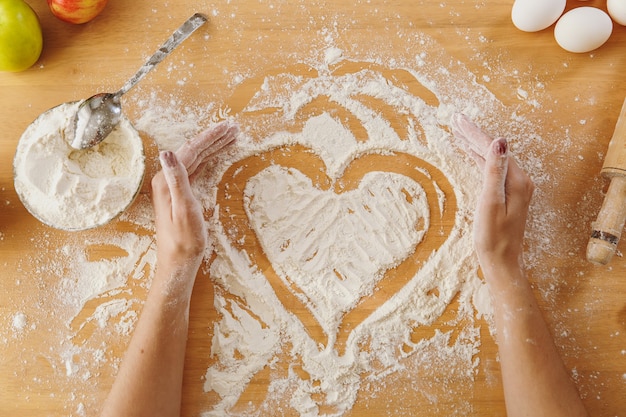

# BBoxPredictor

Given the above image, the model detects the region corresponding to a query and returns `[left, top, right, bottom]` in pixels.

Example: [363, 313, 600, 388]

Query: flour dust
[1, 21, 574, 417]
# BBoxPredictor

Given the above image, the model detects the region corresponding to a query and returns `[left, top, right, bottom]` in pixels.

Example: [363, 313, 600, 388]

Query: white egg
[554, 7, 613, 53]
[511, 0, 566, 32]
[608, 0, 626, 26]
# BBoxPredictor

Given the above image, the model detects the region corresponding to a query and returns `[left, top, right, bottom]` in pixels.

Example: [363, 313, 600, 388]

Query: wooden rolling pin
[587, 97, 626, 265]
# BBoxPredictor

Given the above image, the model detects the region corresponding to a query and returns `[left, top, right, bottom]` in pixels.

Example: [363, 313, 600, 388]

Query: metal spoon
[70, 13, 208, 150]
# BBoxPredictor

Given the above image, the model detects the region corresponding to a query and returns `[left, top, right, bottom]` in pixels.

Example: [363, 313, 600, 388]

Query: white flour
[3, 16, 600, 417]
[199, 51, 486, 415]
[11, 312, 28, 332]
[246, 166, 430, 330]
[20, 47, 510, 416]
[13, 102, 145, 231]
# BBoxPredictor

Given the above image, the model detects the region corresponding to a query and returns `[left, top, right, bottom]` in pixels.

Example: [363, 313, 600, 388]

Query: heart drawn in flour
[246, 164, 430, 330]
[217, 145, 457, 356]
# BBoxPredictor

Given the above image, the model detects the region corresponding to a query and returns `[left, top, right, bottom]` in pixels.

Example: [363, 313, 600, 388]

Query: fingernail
[160, 150, 177, 168]
[493, 138, 508, 156]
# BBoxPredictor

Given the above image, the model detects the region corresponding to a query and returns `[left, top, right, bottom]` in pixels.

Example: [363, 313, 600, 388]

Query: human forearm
[99, 262, 199, 417]
[98, 125, 237, 417]
[100, 150, 205, 417]
[451, 115, 588, 417]
[484, 262, 589, 417]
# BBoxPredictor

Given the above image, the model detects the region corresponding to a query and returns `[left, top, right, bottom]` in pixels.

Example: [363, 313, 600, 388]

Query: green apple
[0, 0, 43, 72]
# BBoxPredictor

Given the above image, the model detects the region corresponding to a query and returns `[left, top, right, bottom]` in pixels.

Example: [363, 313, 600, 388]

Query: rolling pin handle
[587, 175, 626, 265]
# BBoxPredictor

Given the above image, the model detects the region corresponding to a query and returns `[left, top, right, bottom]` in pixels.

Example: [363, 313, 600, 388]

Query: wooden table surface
[1, 0, 625, 416]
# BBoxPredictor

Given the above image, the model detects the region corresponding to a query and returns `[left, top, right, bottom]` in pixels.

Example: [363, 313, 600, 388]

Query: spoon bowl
[71, 93, 122, 149]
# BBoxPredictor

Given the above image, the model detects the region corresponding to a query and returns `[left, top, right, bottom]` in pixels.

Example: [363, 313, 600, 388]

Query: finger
[468, 149, 485, 171]
[151, 171, 172, 222]
[450, 113, 493, 161]
[185, 125, 238, 176]
[176, 121, 237, 174]
[159, 150, 195, 217]
[456, 139, 486, 170]
[189, 160, 210, 183]
[480, 138, 509, 209]
[176, 121, 228, 168]
[506, 155, 529, 186]
[503, 155, 535, 213]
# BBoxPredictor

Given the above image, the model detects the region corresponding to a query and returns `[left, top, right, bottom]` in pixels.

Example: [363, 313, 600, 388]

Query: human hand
[151, 121, 238, 274]
[450, 114, 534, 273]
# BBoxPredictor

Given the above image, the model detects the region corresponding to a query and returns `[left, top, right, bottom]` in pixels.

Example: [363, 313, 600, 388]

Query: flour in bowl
[13, 102, 145, 231]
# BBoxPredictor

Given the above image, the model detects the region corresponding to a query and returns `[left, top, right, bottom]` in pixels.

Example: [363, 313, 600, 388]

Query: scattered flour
[133, 92, 218, 152]
[24, 43, 549, 416]
[11, 312, 28, 332]
[5, 9, 613, 417]
[199, 50, 486, 415]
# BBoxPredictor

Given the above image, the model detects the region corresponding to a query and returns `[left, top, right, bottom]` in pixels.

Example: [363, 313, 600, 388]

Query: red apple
[47, 0, 108, 24]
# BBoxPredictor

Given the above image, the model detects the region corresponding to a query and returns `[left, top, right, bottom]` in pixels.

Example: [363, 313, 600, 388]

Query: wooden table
[1, 0, 625, 416]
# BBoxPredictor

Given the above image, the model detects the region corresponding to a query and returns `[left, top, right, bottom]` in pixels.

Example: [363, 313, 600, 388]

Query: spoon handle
[117, 13, 208, 96]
